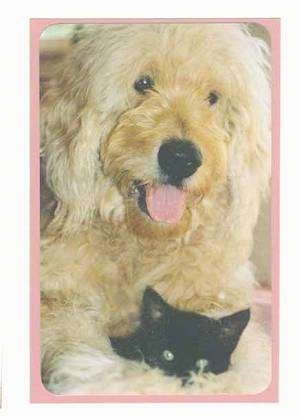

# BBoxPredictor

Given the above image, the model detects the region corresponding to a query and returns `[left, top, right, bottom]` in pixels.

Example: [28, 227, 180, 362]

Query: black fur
[110, 287, 250, 380]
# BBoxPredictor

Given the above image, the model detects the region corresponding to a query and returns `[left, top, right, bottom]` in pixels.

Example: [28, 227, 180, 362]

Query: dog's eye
[207, 91, 219, 106]
[134, 75, 154, 94]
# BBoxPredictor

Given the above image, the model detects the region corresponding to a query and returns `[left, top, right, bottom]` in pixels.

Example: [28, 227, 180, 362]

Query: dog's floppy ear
[225, 25, 270, 228]
[41, 37, 125, 234]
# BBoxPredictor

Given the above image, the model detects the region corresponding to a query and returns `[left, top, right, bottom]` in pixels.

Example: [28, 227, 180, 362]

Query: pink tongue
[145, 184, 186, 224]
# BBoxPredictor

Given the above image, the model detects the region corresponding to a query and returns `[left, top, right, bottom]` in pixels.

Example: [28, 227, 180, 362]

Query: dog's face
[100, 27, 233, 238]
[42, 24, 269, 237]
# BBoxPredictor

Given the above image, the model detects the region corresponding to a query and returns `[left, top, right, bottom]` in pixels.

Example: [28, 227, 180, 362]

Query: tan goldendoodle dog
[41, 23, 271, 394]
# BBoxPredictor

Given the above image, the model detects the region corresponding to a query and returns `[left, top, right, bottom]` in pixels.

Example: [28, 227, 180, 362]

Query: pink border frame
[30, 18, 280, 403]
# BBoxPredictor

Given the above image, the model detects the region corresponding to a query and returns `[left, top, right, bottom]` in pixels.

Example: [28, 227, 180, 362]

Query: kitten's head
[139, 287, 250, 378]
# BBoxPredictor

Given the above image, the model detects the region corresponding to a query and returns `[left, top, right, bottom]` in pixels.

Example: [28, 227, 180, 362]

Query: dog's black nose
[158, 138, 202, 185]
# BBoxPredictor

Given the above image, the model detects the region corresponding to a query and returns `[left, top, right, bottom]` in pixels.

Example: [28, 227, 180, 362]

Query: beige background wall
[251, 198, 271, 287]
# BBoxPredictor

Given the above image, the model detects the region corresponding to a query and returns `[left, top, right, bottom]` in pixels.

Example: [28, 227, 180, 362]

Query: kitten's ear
[219, 309, 250, 353]
[141, 287, 167, 324]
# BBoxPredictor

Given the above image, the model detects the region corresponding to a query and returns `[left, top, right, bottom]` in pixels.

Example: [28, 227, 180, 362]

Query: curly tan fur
[41, 23, 271, 394]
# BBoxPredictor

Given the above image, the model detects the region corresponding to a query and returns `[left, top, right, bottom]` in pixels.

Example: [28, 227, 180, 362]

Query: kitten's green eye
[162, 350, 174, 361]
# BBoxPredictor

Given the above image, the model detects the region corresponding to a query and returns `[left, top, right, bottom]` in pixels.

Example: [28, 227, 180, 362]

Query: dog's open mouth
[132, 181, 186, 224]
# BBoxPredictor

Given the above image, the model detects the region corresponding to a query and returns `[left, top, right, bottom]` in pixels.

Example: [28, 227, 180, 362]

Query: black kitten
[110, 287, 250, 380]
